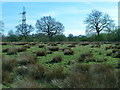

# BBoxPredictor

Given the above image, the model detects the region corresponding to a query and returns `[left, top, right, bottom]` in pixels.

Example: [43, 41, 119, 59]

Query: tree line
[1, 10, 120, 42]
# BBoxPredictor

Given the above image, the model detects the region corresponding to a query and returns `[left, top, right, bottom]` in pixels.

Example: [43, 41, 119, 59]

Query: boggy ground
[1, 42, 120, 88]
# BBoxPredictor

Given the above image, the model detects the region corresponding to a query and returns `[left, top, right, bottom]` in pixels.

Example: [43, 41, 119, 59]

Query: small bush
[36, 50, 47, 56]
[12, 77, 41, 88]
[2, 71, 11, 84]
[23, 44, 30, 48]
[112, 49, 119, 53]
[27, 64, 46, 80]
[60, 47, 71, 51]
[49, 56, 63, 63]
[2, 48, 9, 53]
[64, 63, 118, 88]
[2, 56, 17, 72]
[89, 64, 118, 88]
[14, 66, 28, 76]
[113, 51, 120, 58]
[29, 42, 36, 45]
[47, 51, 53, 54]
[7, 48, 18, 55]
[45, 67, 67, 81]
[39, 44, 45, 48]
[17, 53, 37, 65]
[17, 46, 27, 52]
[49, 46, 59, 51]
[71, 64, 90, 73]
[80, 42, 89, 46]
[64, 49, 74, 55]
[78, 53, 95, 63]
[64, 64, 90, 88]
[106, 52, 112, 56]
[1, 42, 8, 45]
[68, 44, 75, 47]
[49, 43, 58, 46]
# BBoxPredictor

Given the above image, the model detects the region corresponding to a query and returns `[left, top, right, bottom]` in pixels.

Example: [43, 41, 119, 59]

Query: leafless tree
[36, 16, 64, 38]
[16, 24, 34, 39]
[84, 10, 114, 35]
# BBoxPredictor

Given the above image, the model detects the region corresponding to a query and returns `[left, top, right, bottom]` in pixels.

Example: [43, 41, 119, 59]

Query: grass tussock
[64, 63, 118, 88]
[14, 66, 28, 76]
[45, 67, 67, 81]
[64, 49, 74, 55]
[38, 44, 45, 48]
[2, 71, 14, 84]
[17, 46, 27, 52]
[78, 53, 95, 63]
[12, 77, 41, 88]
[36, 50, 47, 56]
[27, 64, 46, 80]
[49, 46, 59, 51]
[48, 55, 63, 63]
[7, 48, 18, 55]
[2, 48, 9, 53]
[2, 56, 17, 72]
[17, 53, 37, 65]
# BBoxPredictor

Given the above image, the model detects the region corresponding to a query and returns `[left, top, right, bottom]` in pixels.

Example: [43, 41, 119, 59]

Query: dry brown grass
[7, 48, 18, 55]
[49, 46, 59, 51]
[64, 49, 74, 55]
[27, 63, 46, 80]
[36, 50, 47, 56]
[17, 53, 37, 65]
[49, 55, 63, 63]
[2, 56, 17, 72]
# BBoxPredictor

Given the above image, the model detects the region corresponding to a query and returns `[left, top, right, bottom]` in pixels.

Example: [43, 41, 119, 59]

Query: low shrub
[49, 43, 58, 46]
[17, 53, 37, 65]
[89, 64, 118, 88]
[80, 42, 89, 46]
[47, 51, 53, 54]
[2, 56, 17, 72]
[17, 46, 27, 52]
[64, 63, 118, 88]
[36, 50, 47, 56]
[68, 44, 75, 47]
[60, 47, 71, 51]
[78, 53, 95, 63]
[2, 48, 9, 53]
[45, 67, 67, 81]
[113, 51, 120, 58]
[106, 52, 112, 56]
[2, 71, 11, 84]
[64, 64, 90, 88]
[14, 66, 28, 76]
[49, 46, 59, 51]
[27, 64, 46, 80]
[7, 48, 18, 55]
[12, 77, 41, 88]
[1, 42, 8, 45]
[38, 44, 45, 48]
[49, 56, 63, 63]
[64, 49, 74, 55]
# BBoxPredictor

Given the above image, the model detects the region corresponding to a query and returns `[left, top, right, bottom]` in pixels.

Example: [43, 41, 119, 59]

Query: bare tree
[84, 10, 114, 35]
[16, 24, 34, 39]
[36, 16, 64, 38]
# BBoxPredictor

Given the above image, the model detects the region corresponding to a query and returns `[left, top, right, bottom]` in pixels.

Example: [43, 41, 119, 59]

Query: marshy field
[1, 41, 120, 88]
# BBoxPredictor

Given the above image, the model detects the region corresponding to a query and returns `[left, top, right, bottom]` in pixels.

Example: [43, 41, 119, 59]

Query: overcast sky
[2, 2, 118, 36]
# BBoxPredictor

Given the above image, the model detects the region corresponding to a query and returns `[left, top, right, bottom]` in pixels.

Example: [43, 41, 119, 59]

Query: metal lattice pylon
[21, 7, 27, 32]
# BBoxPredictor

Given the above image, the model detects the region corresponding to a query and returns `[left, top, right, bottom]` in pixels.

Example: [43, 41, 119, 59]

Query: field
[1, 42, 120, 88]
